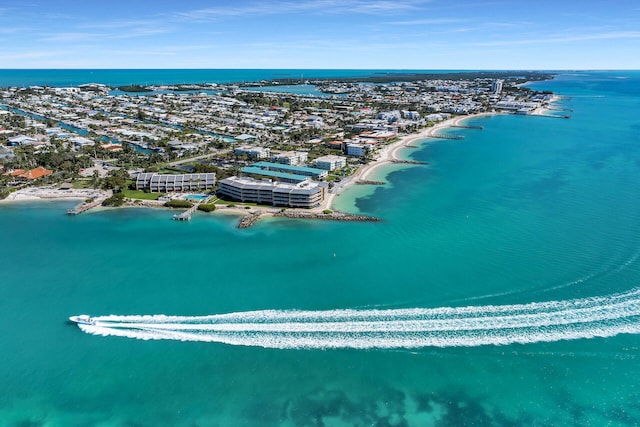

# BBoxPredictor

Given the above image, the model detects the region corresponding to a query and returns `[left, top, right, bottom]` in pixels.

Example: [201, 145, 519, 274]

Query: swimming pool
[185, 195, 208, 201]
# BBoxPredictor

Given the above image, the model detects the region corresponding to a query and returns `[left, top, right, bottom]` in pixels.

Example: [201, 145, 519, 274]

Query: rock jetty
[356, 180, 385, 185]
[390, 160, 427, 165]
[273, 210, 380, 222]
[238, 211, 262, 228]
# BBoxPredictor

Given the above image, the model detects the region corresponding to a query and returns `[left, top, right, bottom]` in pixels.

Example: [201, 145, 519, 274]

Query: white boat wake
[75, 288, 640, 349]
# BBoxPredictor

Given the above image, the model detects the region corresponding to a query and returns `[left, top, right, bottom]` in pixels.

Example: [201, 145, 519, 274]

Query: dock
[535, 113, 571, 119]
[173, 200, 202, 221]
[451, 125, 484, 130]
[67, 197, 107, 215]
[430, 133, 464, 140]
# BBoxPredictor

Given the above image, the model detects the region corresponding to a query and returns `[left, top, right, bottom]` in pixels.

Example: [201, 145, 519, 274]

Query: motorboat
[69, 314, 95, 325]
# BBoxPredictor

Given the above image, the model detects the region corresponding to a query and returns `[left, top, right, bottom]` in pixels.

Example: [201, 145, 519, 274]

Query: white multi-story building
[377, 110, 401, 123]
[312, 155, 347, 171]
[346, 143, 368, 157]
[401, 110, 420, 120]
[234, 145, 271, 159]
[272, 151, 308, 166]
[491, 80, 504, 94]
[217, 176, 324, 208]
[135, 173, 216, 192]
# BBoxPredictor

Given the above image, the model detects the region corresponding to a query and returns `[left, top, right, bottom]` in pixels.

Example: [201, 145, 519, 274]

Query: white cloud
[471, 31, 640, 47]
[40, 27, 168, 42]
[1, 50, 70, 60]
[388, 18, 466, 26]
[176, 0, 429, 22]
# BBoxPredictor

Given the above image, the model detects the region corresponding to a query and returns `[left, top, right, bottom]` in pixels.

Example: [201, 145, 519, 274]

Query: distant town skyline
[1, 0, 639, 69]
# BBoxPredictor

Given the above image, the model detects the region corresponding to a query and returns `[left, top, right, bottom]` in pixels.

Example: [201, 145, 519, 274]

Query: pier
[173, 200, 202, 221]
[430, 133, 464, 140]
[535, 113, 571, 119]
[67, 196, 108, 215]
[451, 125, 484, 130]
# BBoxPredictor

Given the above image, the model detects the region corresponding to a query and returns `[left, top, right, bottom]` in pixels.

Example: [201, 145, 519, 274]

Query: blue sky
[0, 0, 639, 69]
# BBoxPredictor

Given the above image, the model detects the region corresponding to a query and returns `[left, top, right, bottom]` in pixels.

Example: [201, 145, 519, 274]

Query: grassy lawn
[72, 179, 94, 189]
[123, 189, 163, 200]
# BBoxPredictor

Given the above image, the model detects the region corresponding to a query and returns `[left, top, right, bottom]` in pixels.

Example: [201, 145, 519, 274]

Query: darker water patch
[13, 421, 44, 427]
[271, 386, 541, 427]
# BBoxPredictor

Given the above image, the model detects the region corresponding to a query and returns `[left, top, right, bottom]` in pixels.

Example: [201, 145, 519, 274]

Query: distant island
[117, 85, 153, 93]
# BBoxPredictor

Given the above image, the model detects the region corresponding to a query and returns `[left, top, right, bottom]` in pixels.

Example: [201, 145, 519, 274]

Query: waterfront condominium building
[233, 145, 271, 159]
[217, 176, 324, 208]
[312, 155, 347, 171]
[272, 151, 309, 165]
[135, 173, 216, 192]
[346, 143, 368, 157]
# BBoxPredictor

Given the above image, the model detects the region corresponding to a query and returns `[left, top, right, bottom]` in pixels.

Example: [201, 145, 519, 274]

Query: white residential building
[346, 143, 368, 157]
[70, 136, 95, 147]
[312, 155, 347, 171]
[234, 145, 271, 159]
[135, 173, 216, 192]
[217, 176, 324, 208]
[401, 110, 420, 120]
[492, 80, 504, 94]
[8, 135, 38, 146]
[377, 110, 401, 123]
[272, 151, 308, 166]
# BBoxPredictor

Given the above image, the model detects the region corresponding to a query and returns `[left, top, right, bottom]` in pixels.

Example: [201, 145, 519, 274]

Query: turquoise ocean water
[2, 71, 640, 425]
[0, 69, 467, 88]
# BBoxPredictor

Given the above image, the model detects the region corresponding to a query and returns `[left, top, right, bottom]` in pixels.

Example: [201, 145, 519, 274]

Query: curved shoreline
[323, 112, 497, 210]
[0, 114, 493, 220]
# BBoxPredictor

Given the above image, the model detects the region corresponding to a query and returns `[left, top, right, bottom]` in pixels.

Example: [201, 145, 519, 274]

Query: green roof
[252, 161, 326, 176]
[241, 167, 309, 182]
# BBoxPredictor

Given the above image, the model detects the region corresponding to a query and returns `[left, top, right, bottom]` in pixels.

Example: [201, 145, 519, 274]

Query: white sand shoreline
[323, 112, 498, 210]
[0, 187, 109, 204]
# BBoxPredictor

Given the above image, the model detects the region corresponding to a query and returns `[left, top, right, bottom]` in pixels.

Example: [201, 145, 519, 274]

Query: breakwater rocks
[390, 160, 427, 165]
[356, 180, 385, 185]
[238, 211, 262, 228]
[122, 199, 165, 208]
[273, 210, 380, 223]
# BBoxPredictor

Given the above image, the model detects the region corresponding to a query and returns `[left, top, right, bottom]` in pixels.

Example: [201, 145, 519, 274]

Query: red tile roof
[4, 169, 26, 177]
[19, 167, 52, 180]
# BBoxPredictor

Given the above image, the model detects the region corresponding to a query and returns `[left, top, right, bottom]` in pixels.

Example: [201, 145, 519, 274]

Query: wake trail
[76, 288, 640, 349]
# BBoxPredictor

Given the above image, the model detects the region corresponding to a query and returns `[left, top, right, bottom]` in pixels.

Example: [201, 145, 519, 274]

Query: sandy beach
[0, 113, 492, 223]
[321, 112, 496, 210]
[0, 187, 109, 203]
[530, 95, 565, 116]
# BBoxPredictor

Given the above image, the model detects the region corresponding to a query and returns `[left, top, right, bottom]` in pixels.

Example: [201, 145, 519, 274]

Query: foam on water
[77, 288, 640, 349]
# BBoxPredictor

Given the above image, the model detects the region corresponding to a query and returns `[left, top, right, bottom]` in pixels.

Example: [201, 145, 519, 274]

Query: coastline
[322, 112, 498, 210]
[0, 114, 492, 226]
[0, 188, 109, 203]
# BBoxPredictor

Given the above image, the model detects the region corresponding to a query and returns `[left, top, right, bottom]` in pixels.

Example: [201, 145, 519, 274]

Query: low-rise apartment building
[135, 173, 216, 192]
[217, 176, 324, 208]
